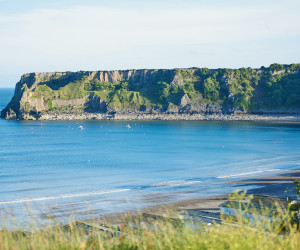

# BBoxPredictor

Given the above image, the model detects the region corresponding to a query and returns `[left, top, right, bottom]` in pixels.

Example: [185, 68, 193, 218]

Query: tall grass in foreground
[1, 191, 300, 250]
[1, 218, 300, 250]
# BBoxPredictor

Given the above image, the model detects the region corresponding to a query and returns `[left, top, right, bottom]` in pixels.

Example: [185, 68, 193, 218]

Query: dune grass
[1, 191, 300, 250]
[1, 216, 300, 250]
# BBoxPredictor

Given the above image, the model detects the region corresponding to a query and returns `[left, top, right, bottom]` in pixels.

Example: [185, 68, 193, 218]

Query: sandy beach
[91, 169, 300, 226]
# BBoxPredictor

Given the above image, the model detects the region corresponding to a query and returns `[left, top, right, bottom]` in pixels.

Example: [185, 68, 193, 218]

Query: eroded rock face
[85, 95, 107, 113]
[52, 98, 87, 108]
[171, 73, 184, 86]
[205, 104, 222, 114]
[3, 109, 17, 120]
[166, 102, 179, 113]
[179, 94, 191, 107]
[2, 66, 300, 120]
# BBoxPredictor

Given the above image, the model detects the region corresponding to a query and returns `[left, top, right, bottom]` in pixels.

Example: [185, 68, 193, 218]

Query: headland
[1, 64, 300, 121]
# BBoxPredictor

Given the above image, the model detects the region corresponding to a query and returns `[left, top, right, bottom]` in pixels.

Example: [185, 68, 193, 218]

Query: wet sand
[89, 169, 300, 226]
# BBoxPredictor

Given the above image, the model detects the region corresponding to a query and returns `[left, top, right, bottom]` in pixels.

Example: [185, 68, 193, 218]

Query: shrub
[46, 99, 53, 109]
[203, 77, 220, 102]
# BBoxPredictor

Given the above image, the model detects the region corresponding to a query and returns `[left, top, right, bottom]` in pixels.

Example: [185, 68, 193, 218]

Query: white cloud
[0, 2, 299, 86]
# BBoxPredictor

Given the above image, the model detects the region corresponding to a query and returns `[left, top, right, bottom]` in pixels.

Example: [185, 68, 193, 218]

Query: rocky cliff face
[1, 64, 300, 120]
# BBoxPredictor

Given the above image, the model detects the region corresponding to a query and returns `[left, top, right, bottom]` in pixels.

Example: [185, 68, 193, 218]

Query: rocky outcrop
[1, 65, 300, 121]
[179, 94, 191, 107]
[28, 96, 48, 111]
[3, 109, 17, 120]
[171, 73, 184, 86]
[33, 111, 300, 122]
[85, 95, 107, 113]
[52, 97, 87, 108]
[166, 102, 179, 113]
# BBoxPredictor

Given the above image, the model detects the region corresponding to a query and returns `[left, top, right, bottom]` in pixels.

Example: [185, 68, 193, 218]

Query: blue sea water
[0, 88, 300, 224]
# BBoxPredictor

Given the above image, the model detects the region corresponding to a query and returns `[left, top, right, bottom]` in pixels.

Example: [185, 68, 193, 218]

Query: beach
[88, 169, 300, 227]
[20, 111, 300, 123]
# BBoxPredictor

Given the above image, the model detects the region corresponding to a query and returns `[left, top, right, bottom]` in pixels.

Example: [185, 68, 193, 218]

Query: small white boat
[78, 125, 84, 130]
[126, 124, 131, 129]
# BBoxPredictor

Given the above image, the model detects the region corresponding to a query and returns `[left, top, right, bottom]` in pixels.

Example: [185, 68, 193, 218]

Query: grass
[32, 82, 87, 101]
[57, 81, 87, 100]
[1, 191, 300, 250]
[1, 214, 300, 249]
[91, 91, 111, 102]
[107, 90, 154, 110]
[31, 84, 155, 112]
[46, 99, 53, 109]
[32, 85, 54, 99]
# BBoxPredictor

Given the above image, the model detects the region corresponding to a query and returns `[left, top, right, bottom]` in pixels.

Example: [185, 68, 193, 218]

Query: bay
[0, 88, 300, 224]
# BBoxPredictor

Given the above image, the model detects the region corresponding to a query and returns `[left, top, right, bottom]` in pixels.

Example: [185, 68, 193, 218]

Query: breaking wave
[217, 169, 281, 179]
[151, 180, 202, 187]
[0, 189, 131, 205]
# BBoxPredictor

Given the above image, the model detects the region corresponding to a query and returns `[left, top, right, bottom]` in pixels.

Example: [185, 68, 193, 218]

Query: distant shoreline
[2, 64, 300, 121]
[12, 111, 300, 123]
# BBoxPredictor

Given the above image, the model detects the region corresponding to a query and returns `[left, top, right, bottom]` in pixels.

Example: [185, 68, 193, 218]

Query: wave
[217, 169, 281, 179]
[151, 180, 202, 187]
[0, 189, 131, 205]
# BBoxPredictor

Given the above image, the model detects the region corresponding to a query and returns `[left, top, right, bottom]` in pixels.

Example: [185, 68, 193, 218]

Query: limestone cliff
[1, 64, 300, 120]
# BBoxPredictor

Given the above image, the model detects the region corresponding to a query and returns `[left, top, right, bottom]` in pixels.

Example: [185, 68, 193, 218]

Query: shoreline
[1, 169, 299, 229]
[4, 111, 300, 123]
[89, 169, 300, 226]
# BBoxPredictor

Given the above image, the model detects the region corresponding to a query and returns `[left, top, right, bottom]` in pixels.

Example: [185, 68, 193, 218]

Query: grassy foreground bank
[1, 192, 300, 250]
[1, 217, 300, 250]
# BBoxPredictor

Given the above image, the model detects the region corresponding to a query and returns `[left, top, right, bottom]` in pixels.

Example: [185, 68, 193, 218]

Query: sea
[1, 88, 300, 226]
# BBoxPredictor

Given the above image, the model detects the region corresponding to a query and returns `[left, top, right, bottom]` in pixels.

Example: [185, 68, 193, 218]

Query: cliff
[1, 64, 300, 120]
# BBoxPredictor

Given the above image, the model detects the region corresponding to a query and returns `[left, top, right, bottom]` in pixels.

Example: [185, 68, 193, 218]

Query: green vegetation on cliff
[1, 64, 300, 119]
[84, 78, 155, 110]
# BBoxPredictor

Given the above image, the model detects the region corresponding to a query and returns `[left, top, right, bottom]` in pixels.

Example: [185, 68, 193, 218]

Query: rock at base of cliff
[1, 109, 17, 120]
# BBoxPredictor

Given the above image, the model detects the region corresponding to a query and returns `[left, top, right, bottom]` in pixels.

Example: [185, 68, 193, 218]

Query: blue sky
[0, 0, 299, 87]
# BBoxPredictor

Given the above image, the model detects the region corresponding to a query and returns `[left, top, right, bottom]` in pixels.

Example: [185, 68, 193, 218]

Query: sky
[0, 0, 299, 87]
